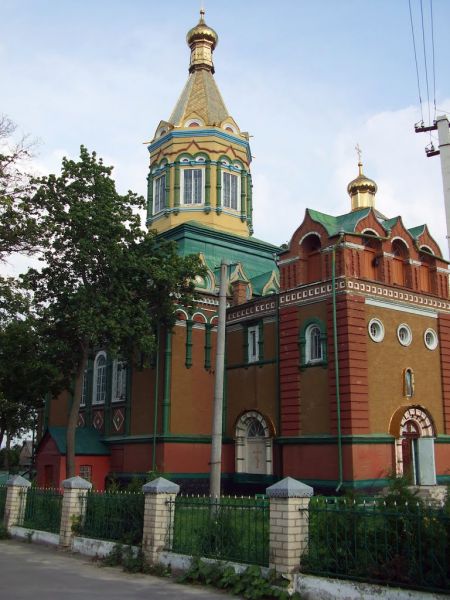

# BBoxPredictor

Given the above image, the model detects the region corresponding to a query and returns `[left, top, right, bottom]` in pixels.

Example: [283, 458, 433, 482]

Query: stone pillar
[142, 477, 179, 564]
[59, 476, 92, 548]
[266, 476, 313, 575]
[4, 475, 31, 530]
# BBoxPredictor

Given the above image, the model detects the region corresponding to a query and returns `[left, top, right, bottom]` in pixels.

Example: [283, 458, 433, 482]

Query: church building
[36, 12, 450, 494]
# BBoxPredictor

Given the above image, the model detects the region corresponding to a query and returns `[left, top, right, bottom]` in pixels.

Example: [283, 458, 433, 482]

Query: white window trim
[397, 323, 412, 347]
[248, 325, 259, 363]
[181, 167, 205, 205]
[305, 324, 323, 364]
[92, 351, 107, 405]
[153, 173, 165, 214]
[221, 169, 241, 211]
[112, 359, 127, 403]
[424, 328, 438, 350]
[368, 318, 385, 343]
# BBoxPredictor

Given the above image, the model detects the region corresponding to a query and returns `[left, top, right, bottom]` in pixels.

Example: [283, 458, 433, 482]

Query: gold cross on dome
[355, 143, 362, 163]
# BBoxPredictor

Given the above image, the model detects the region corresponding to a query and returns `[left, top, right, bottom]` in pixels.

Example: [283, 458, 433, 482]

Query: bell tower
[146, 10, 254, 237]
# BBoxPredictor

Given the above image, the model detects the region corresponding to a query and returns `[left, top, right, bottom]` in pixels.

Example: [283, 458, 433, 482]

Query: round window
[368, 318, 384, 342]
[397, 324, 412, 347]
[424, 328, 438, 350]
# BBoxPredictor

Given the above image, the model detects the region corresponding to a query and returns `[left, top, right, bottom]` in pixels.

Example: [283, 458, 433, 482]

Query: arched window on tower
[362, 230, 382, 282]
[299, 234, 322, 285]
[419, 247, 436, 294]
[392, 239, 409, 287]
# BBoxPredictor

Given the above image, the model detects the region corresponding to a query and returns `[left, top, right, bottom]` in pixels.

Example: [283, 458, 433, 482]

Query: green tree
[25, 146, 202, 478]
[0, 284, 54, 465]
[0, 115, 39, 258]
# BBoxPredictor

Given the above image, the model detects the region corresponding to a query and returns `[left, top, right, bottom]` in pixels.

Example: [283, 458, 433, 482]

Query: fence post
[266, 476, 313, 575]
[4, 475, 31, 530]
[142, 476, 180, 564]
[59, 476, 92, 548]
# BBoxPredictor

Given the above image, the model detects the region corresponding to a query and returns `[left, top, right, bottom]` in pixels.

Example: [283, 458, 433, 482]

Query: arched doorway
[235, 411, 273, 475]
[391, 406, 436, 485]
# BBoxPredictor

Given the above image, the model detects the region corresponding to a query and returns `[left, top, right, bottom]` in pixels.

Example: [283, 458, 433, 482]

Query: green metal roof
[408, 224, 426, 239]
[159, 221, 279, 284]
[380, 216, 399, 231]
[307, 208, 372, 236]
[46, 427, 110, 456]
[250, 271, 278, 295]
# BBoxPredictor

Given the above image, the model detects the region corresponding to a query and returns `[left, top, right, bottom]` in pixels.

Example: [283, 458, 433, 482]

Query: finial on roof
[347, 148, 377, 211]
[186, 9, 218, 74]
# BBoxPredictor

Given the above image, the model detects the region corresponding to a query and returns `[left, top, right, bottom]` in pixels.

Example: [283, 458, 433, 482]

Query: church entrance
[235, 411, 273, 475]
[392, 406, 436, 485]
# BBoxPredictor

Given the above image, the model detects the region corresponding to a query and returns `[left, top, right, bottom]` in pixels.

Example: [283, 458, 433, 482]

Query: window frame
[222, 170, 241, 211]
[299, 318, 327, 368]
[181, 167, 204, 205]
[424, 328, 438, 350]
[368, 318, 385, 343]
[111, 359, 127, 403]
[92, 351, 107, 406]
[247, 324, 259, 363]
[153, 173, 166, 214]
[397, 323, 412, 347]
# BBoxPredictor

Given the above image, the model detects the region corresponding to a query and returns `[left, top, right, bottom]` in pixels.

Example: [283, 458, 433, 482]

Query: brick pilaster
[279, 306, 300, 435]
[4, 475, 31, 530]
[327, 293, 369, 435]
[59, 476, 92, 548]
[266, 477, 313, 574]
[142, 477, 179, 564]
[438, 313, 450, 434]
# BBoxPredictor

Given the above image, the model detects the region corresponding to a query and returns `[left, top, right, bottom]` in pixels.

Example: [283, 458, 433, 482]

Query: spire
[186, 9, 219, 74]
[347, 145, 377, 211]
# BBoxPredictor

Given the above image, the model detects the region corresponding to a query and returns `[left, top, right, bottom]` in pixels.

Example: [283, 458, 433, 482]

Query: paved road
[0, 539, 237, 600]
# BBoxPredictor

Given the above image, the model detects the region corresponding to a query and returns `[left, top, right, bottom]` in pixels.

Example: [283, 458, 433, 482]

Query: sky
[2, 0, 450, 275]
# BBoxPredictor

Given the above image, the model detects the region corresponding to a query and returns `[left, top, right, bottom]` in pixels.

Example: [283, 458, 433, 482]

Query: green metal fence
[0, 485, 6, 520]
[22, 488, 63, 534]
[304, 497, 450, 593]
[166, 495, 269, 566]
[80, 491, 144, 545]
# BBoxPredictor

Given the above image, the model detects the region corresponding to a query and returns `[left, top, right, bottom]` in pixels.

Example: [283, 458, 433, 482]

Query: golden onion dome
[186, 9, 218, 50]
[347, 161, 378, 196]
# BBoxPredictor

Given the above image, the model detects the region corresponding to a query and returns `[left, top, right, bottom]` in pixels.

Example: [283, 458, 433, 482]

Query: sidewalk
[0, 539, 236, 599]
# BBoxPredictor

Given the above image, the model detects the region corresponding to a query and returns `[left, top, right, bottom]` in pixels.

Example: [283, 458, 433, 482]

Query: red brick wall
[327, 294, 369, 435]
[279, 306, 300, 435]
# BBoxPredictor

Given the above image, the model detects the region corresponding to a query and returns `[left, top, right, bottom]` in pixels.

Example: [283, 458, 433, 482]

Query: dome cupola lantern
[347, 145, 377, 211]
[187, 9, 219, 74]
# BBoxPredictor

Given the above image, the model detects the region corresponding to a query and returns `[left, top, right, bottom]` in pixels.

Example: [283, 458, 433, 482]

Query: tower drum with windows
[146, 10, 253, 237]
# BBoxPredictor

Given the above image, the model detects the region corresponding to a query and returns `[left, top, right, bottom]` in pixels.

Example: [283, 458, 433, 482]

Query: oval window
[368, 318, 384, 342]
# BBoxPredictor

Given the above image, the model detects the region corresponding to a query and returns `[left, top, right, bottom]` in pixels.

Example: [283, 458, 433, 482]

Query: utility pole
[415, 114, 450, 258]
[209, 260, 228, 499]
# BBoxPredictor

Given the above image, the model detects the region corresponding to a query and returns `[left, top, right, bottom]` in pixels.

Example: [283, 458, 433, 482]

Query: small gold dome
[347, 161, 378, 197]
[186, 9, 218, 50]
[347, 161, 377, 211]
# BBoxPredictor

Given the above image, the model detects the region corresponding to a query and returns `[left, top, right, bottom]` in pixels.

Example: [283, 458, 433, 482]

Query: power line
[430, 0, 437, 119]
[408, 0, 424, 124]
[419, 0, 432, 134]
